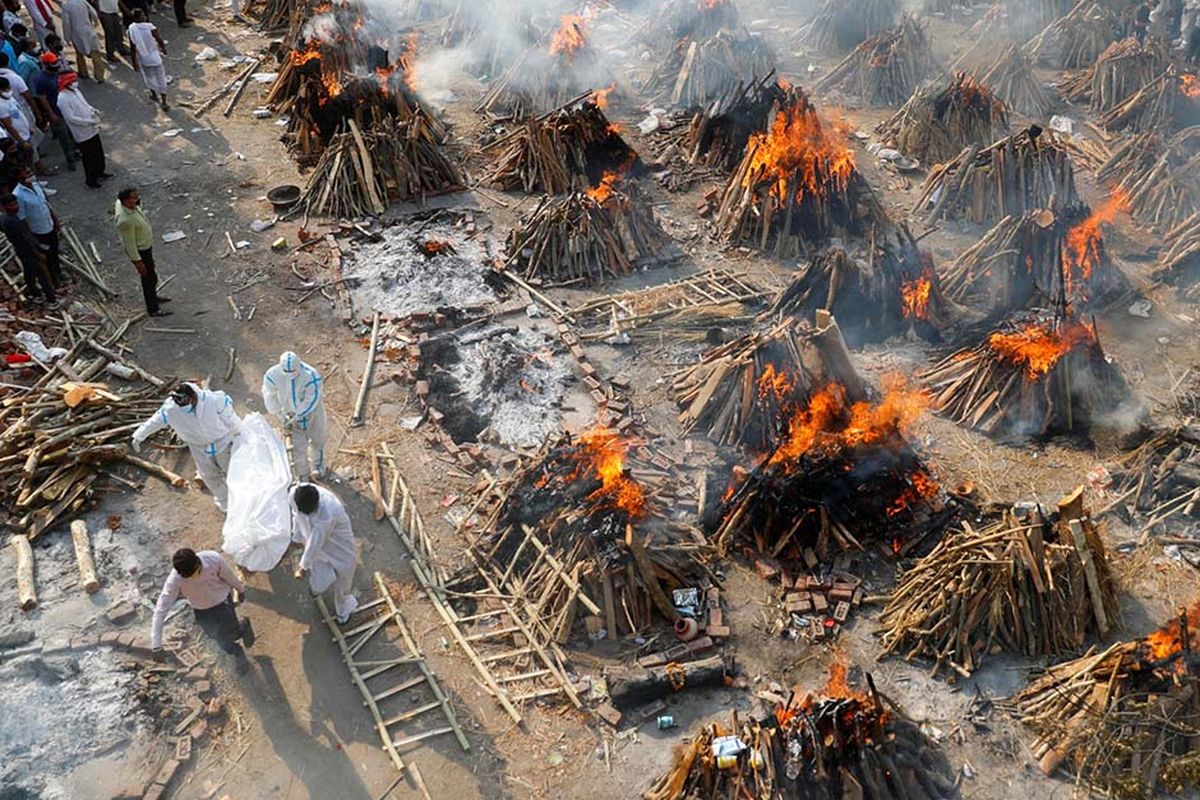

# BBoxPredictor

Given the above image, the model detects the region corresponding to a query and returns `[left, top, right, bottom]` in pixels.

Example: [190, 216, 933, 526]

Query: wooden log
[605, 653, 731, 709]
[625, 523, 678, 624]
[70, 519, 101, 594]
[11, 535, 37, 610]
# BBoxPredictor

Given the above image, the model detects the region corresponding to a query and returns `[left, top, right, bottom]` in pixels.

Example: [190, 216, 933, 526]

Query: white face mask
[0, 92, 11, 99]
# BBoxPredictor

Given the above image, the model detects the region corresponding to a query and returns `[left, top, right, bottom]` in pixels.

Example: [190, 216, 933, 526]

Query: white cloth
[61, 0, 102, 54]
[56, 85, 100, 142]
[290, 484, 357, 620]
[97, 0, 119, 14]
[139, 63, 167, 94]
[0, 68, 38, 147]
[261, 353, 327, 479]
[0, 93, 30, 142]
[128, 22, 162, 67]
[22, 0, 53, 45]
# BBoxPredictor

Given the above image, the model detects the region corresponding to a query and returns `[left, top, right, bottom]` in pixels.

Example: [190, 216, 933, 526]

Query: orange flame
[1063, 188, 1129, 294]
[590, 83, 616, 110]
[886, 468, 938, 517]
[550, 14, 587, 59]
[1141, 601, 1200, 667]
[401, 31, 419, 93]
[1180, 73, 1200, 98]
[576, 429, 646, 519]
[586, 170, 621, 203]
[291, 42, 322, 66]
[900, 269, 933, 320]
[987, 318, 1096, 379]
[757, 363, 794, 404]
[742, 97, 856, 210]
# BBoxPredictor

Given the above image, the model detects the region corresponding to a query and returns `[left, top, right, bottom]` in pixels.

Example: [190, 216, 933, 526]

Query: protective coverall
[290, 484, 358, 622]
[133, 383, 242, 510]
[262, 351, 327, 481]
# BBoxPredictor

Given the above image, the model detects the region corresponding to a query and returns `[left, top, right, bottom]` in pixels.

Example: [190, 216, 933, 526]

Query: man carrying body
[150, 548, 253, 673]
[0, 192, 55, 307]
[115, 185, 171, 316]
[261, 351, 327, 481]
[290, 483, 358, 623]
[132, 382, 242, 510]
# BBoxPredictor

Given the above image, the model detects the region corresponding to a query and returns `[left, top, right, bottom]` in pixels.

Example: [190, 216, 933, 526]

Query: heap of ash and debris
[1107, 423, 1200, 537]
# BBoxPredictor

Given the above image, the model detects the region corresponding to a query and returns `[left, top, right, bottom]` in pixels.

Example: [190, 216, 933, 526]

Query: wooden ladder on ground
[316, 571, 470, 774]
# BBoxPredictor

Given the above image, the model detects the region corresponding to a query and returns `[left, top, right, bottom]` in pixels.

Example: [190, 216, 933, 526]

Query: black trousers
[137, 246, 160, 313]
[99, 11, 128, 58]
[18, 252, 55, 301]
[77, 134, 105, 186]
[193, 595, 244, 657]
[48, 118, 77, 167]
[34, 228, 60, 285]
[173, 0, 188, 23]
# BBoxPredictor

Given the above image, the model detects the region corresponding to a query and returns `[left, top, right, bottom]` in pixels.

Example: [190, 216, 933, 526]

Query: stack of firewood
[645, 27, 775, 109]
[641, 0, 741, 48]
[659, 74, 786, 173]
[977, 43, 1050, 117]
[476, 40, 609, 118]
[669, 314, 868, 454]
[1098, 65, 1193, 133]
[503, 181, 669, 285]
[1058, 37, 1168, 114]
[1023, 0, 1117, 69]
[483, 100, 638, 195]
[1006, 603, 1200, 795]
[877, 72, 1009, 166]
[921, 311, 1130, 438]
[804, 0, 899, 51]
[1097, 127, 1200, 232]
[965, 0, 1073, 46]
[915, 127, 1078, 224]
[299, 113, 463, 218]
[1107, 425, 1200, 534]
[880, 488, 1117, 678]
[815, 15, 936, 107]
[1155, 212, 1200, 289]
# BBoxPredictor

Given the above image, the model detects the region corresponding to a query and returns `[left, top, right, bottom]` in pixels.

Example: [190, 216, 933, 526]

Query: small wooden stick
[70, 519, 100, 594]
[12, 535, 37, 610]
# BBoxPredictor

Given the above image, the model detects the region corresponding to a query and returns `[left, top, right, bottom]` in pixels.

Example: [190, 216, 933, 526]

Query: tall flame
[576, 429, 646, 519]
[1141, 601, 1200, 667]
[987, 318, 1096, 379]
[742, 98, 856, 209]
[1062, 188, 1129, 294]
[586, 170, 621, 203]
[590, 83, 616, 110]
[900, 267, 933, 320]
[550, 14, 587, 59]
[757, 363, 794, 404]
[401, 31, 419, 93]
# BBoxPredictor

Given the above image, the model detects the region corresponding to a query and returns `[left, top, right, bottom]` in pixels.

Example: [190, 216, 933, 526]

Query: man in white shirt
[127, 9, 168, 111]
[150, 548, 253, 672]
[60, 0, 106, 82]
[55, 71, 109, 188]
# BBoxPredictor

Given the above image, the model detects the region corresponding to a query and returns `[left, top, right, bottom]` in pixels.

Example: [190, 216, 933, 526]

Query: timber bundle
[803, 0, 899, 52]
[502, 178, 670, 285]
[879, 488, 1118, 678]
[483, 100, 640, 195]
[1058, 37, 1168, 115]
[643, 672, 959, 800]
[1024, 0, 1119, 70]
[963, 0, 1072, 47]
[299, 113, 463, 218]
[1155, 212, 1200, 289]
[1097, 127, 1200, 232]
[642, 0, 741, 47]
[764, 228, 946, 346]
[921, 311, 1131, 439]
[1107, 425, 1200, 535]
[664, 74, 787, 173]
[669, 315, 868, 454]
[645, 27, 776, 109]
[1097, 65, 1200, 133]
[0, 316, 182, 539]
[976, 43, 1050, 117]
[876, 72, 1008, 167]
[1006, 602, 1200, 796]
[244, 0, 307, 33]
[714, 87, 887, 255]
[814, 16, 936, 108]
[916, 126, 1079, 225]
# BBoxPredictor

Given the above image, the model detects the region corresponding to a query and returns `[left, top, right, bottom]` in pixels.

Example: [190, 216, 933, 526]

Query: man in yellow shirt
[115, 186, 171, 317]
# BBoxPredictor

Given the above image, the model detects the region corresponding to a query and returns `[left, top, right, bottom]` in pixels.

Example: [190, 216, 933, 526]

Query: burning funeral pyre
[1007, 601, 1200, 797]
[1095, 64, 1200, 134]
[1058, 37, 1169, 118]
[483, 99, 640, 195]
[975, 43, 1051, 118]
[764, 227, 946, 347]
[879, 487, 1118, 679]
[921, 311, 1133, 440]
[803, 0, 899, 52]
[916, 126, 1079, 225]
[502, 175, 670, 285]
[1107, 425, 1200, 536]
[660, 74, 788, 174]
[1097, 127, 1200, 233]
[644, 27, 776, 109]
[876, 72, 1008, 168]
[642, 0, 741, 46]
[814, 15, 937, 108]
[1023, 0, 1120, 70]
[476, 14, 613, 119]
[714, 87, 886, 256]
[643, 670, 959, 800]
[941, 193, 1129, 313]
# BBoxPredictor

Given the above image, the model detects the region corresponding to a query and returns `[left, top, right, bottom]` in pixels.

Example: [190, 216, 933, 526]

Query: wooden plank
[1068, 520, 1109, 637]
[625, 524, 678, 623]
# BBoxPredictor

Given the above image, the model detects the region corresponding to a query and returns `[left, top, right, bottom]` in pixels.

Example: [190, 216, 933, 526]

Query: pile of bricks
[760, 553, 866, 642]
[553, 316, 634, 432]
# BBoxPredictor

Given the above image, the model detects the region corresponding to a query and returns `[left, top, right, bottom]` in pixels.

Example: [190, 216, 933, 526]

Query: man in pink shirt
[150, 548, 254, 671]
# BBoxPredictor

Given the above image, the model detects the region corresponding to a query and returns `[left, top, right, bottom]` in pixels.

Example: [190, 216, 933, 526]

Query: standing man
[13, 165, 61, 287]
[60, 0, 106, 82]
[150, 548, 253, 673]
[55, 72, 108, 187]
[171, 0, 191, 28]
[115, 186, 172, 316]
[0, 76, 34, 169]
[33, 53, 79, 172]
[261, 351, 327, 481]
[1, 192, 56, 308]
[127, 9, 168, 111]
[132, 383, 242, 510]
[15, 38, 41, 87]
[22, 0, 53, 47]
[97, 0, 131, 62]
[290, 483, 358, 623]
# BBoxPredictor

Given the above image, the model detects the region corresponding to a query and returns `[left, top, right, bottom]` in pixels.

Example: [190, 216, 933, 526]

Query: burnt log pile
[645, 27, 776, 109]
[1058, 37, 1168, 115]
[916, 127, 1079, 225]
[1097, 126, 1200, 232]
[876, 72, 1009, 167]
[1097, 65, 1200, 133]
[1006, 603, 1200, 796]
[804, 0, 899, 52]
[1023, 0, 1119, 70]
[1108, 425, 1200, 535]
[814, 15, 936, 108]
[879, 488, 1117, 678]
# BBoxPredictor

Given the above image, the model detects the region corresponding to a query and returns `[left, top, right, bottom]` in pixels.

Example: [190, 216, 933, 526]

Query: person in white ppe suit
[262, 351, 327, 481]
[290, 482, 358, 623]
[132, 383, 242, 511]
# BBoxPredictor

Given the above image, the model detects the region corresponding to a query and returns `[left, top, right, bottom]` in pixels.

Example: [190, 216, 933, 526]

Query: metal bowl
[267, 184, 302, 211]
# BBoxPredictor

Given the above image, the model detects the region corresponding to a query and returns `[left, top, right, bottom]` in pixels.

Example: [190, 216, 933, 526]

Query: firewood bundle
[1107, 425, 1200, 534]
[1098, 65, 1195, 133]
[921, 311, 1130, 439]
[804, 0, 899, 52]
[876, 72, 1009, 167]
[1097, 127, 1200, 232]
[299, 114, 464, 218]
[503, 182, 669, 285]
[915, 127, 1078, 224]
[1155, 212, 1200, 289]
[715, 87, 886, 256]
[879, 490, 1118, 678]
[1058, 37, 1168, 114]
[765, 229, 946, 347]
[671, 74, 787, 173]
[641, 0, 741, 48]
[644, 687, 958, 800]
[644, 27, 776, 109]
[476, 32, 610, 118]
[814, 15, 936, 108]
[243, 0, 300, 32]
[964, 0, 1073, 46]
[669, 315, 868, 454]
[483, 100, 639, 195]
[1006, 603, 1200, 795]
[977, 43, 1050, 117]
[1023, 0, 1118, 69]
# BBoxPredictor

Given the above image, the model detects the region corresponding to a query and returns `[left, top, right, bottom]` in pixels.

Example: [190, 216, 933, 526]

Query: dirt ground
[2, 0, 1200, 799]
